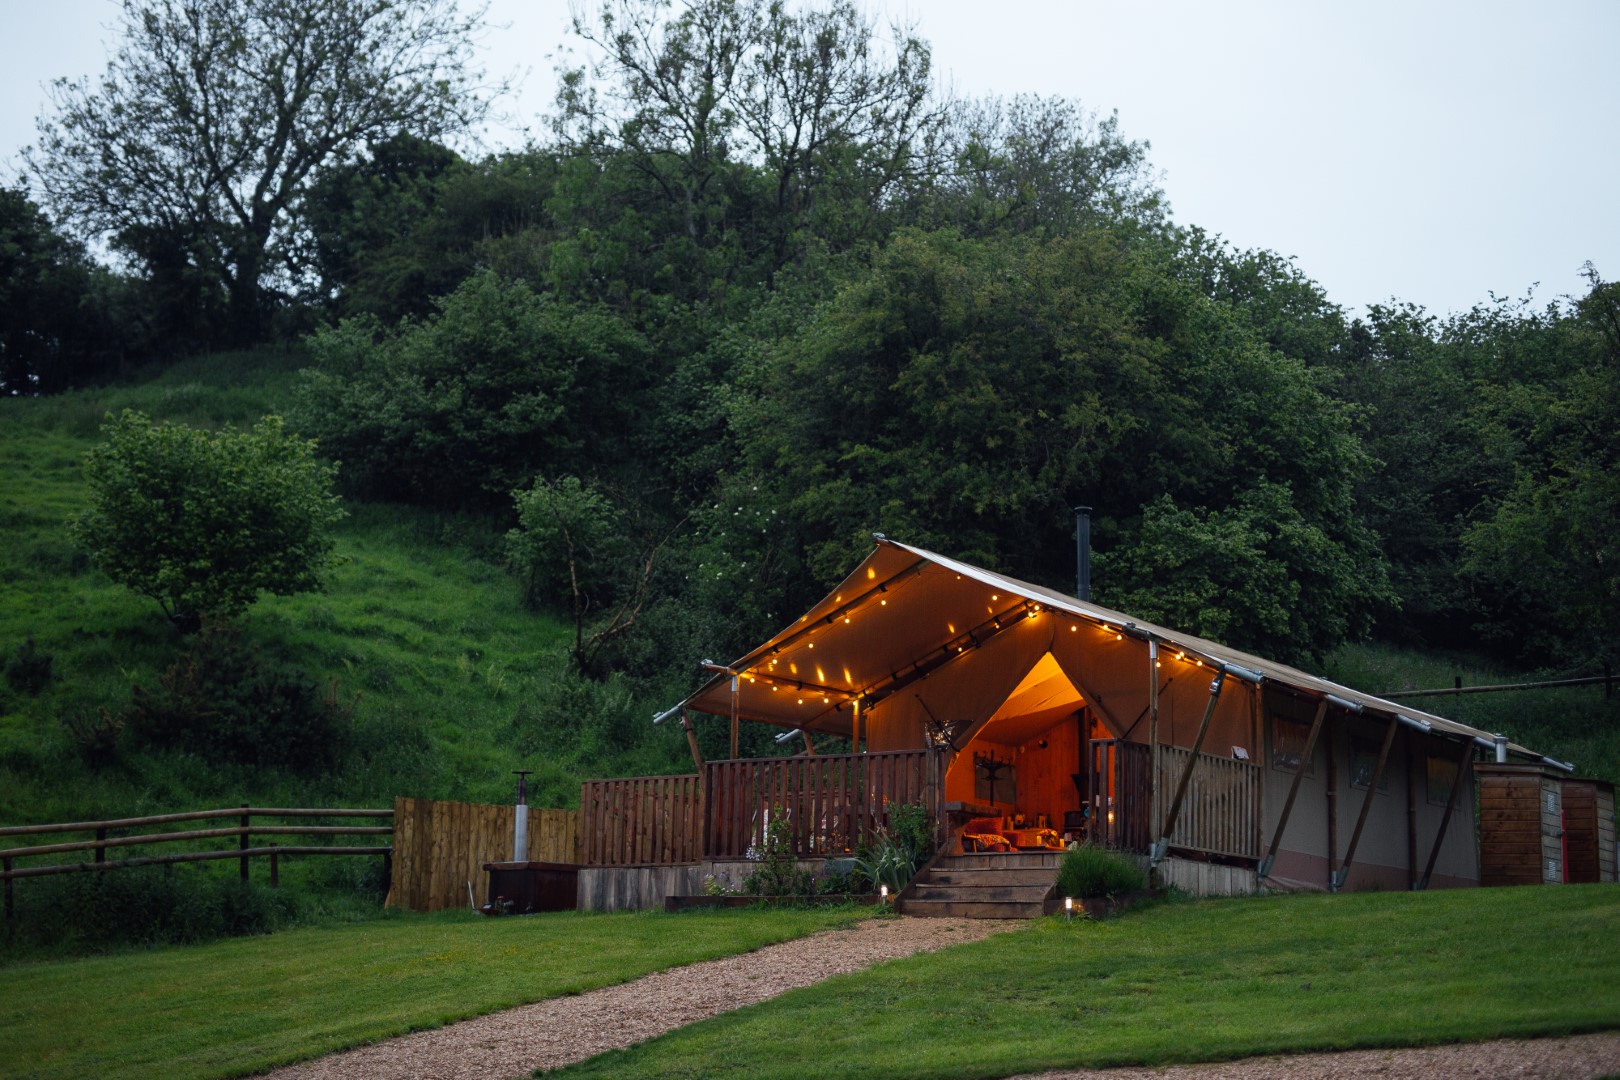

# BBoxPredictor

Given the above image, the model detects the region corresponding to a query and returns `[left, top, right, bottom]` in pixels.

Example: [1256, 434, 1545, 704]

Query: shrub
[61, 706, 126, 764]
[742, 811, 813, 896]
[128, 621, 354, 772]
[71, 410, 344, 631]
[1056, 844, 1149, 899]
[4, 637, 54, 694]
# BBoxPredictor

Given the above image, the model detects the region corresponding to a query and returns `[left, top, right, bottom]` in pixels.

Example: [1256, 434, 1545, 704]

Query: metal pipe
[1542, 756, 1576, 773]
[774, 728, 802, 744]
[1074, 506, 1092, 601]
[1398, 714, 1432, 733]
[652, 703, 684, 725]
[1220, 662, 1266, 685]
[1494, 734, 1508, 763]
[1324, 693, 1364, 714]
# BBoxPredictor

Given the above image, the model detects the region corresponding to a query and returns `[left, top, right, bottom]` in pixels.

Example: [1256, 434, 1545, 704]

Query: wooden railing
[0, 805, 392, 918]
[704, 750, 930, 860]
[580, 774, 702, 867]
[1155, 745, 1259, 859]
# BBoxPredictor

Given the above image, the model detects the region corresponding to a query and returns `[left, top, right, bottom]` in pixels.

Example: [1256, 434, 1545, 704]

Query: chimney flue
[1074, 506, 1092, 602]
[513, 770, 532, 863]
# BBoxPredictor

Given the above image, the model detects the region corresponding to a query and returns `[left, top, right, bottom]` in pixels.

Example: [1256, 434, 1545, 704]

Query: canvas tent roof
[679, 538, 1560, 766]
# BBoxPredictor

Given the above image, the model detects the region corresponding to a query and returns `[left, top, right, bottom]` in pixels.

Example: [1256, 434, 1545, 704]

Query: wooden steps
[900, 851, 1062, 919]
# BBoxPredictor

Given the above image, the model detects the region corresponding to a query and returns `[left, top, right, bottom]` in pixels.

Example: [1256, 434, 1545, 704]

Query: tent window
[1270, 716, 1315, 775]
[1426, 753, 1459, 807]
[1350, 738, 1390, 792]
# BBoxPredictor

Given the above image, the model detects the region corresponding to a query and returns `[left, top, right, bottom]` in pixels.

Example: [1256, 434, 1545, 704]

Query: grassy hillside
[0, 348, 690, 827]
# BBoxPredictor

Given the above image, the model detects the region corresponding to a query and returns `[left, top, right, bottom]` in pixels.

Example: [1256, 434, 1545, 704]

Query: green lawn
[0, 906, 868, 1080]
[554, 886, 1620, 1079]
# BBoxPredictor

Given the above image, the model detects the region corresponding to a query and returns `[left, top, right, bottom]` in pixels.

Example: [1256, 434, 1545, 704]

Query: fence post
[3, 855, 12, 920]
[239, 804, 250, 883]
[95, 827, 107, 864]
[270, 843, 279, 888]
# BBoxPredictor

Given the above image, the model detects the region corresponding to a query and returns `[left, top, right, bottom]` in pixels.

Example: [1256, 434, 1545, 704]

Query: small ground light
[1064, 896, 1074, 921]
[880, 884, 889, 905]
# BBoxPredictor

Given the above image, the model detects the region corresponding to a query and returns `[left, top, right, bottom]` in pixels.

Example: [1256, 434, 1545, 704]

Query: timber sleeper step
[900, 898, 1051, 919]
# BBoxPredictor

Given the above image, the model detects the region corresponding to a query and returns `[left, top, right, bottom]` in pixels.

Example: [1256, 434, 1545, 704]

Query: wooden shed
[1562, 777, 1617, 884]
[1477, 762, 1597, 886]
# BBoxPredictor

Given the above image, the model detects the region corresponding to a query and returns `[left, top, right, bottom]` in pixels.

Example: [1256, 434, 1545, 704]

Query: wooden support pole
[680, 710, 705, 772]
[1250, 683, 1264, 860]
[1336, 713, 1398, 890]
[801, 730, 815, 756]
[239, 804, 250, 883]
[95, 828, 106, 864]
[1148, 640, 1160, 846]
[728, 678, 740, 761]
[1259, 698, 1329, 881]
[1326, 726, 1338, 890]
[1419, 739, 1475, 890]
[1158, 670, 1226, 850]
[1405, 727, 1419, 889]
[270, 844, 279, 888]
[3, 856, 11, 920]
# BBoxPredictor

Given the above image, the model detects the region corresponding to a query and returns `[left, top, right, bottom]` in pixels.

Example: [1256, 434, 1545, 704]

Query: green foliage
[1461, 268, 1620, 669]
[4, 637, 54, 695]
[0, 864, 305, 962]
[126, 621, 354, 772]
[1102, 483, 1391, 665]
[851, 809, 931, 895]
[741, 812, 814, 896]
[506, 476, 629, 612]
[1056, 843, 1148, 899]
[72, 410, 344, 630]
[296, 272, 651, 508]
[27, 0, 492, 345]
[717, 228, 1386, 664]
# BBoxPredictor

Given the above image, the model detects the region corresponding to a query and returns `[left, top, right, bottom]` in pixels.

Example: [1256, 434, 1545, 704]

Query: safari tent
[577, 538, 1576, 908]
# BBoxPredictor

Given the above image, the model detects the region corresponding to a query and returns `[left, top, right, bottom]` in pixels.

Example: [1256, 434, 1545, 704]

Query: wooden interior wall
[945, 715, 1083, 826]
[1012, 716, 1082, 829]
[390, 796, 580, 912]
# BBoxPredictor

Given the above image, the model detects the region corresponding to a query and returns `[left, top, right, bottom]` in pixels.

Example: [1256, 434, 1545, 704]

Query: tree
[72, 411, 345, 631]
[294, 271, 652, 508]
[28, 0, 493, 345]
[1462, 267, 1620, 668]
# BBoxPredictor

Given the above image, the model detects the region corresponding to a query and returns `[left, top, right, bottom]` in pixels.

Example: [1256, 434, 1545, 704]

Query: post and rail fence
[0, 805, 393, 919]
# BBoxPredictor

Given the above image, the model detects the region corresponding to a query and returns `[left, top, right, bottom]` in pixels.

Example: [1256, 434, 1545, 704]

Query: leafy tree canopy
[28, 0, 494, 346]
[73, 410, 345, 630]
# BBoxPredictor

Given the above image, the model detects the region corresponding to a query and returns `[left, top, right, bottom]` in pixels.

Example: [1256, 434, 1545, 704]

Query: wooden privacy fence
[579, 775, 702, 867]
[1156, 745, 1260, 859]
[389, 796, 579, 912]
[0, 805, 392, 919]
[704, 750, 931, 860]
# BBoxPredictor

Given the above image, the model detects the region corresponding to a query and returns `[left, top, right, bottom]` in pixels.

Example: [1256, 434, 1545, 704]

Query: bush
[1056, 844, 1149, 899]
[3, 637, 53, 694]
[128, 621, 354, 772]
[72, 410, 345, 631]
[742, 811, 813, 897]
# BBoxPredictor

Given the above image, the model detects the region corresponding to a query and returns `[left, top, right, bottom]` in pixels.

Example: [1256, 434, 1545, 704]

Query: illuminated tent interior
[678, 538, 1556, 887]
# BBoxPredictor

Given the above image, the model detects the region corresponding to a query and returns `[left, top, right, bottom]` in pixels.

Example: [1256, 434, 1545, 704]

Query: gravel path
[264, 915, 1016, 1080]
[264, 914, 1619, 1080]
[1013, 1031, 1620, 1079]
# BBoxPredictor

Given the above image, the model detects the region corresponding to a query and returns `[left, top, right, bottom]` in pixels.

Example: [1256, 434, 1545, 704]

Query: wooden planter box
[664, 893, 882, 912]
[1075, 887, 1164, 919]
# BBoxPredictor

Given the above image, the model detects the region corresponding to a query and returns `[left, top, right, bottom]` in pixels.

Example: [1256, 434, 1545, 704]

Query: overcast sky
[4, 0, 1617, 319]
